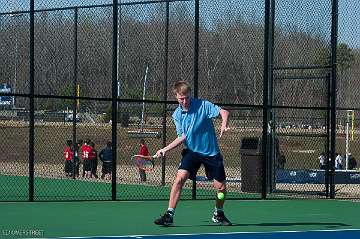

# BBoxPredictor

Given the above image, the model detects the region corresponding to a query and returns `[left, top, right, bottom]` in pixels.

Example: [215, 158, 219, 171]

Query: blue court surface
[61, 229, 360, 239]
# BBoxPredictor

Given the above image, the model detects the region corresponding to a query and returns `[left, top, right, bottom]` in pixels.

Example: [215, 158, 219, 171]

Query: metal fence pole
[261, 0, 271, 200]
[161, 0, 170, 186]
[28, 0, 35, 202]
[111, 0, 119, 200]
[72, 8, 78, 179]
[330, 0, 339, 199]
[192, 0, 199, 200]
[267, 0, 276, 194]
[325, 73, 331, 197]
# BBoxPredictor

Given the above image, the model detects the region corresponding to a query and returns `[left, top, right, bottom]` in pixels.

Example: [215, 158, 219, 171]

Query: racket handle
[154, 152, 163, 159]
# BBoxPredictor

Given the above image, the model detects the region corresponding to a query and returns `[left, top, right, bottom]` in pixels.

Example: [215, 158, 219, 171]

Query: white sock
[167, 208, 175, 216]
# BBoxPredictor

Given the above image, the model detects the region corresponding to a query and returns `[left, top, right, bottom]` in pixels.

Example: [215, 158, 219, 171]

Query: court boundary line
[58, 228, 360, 239]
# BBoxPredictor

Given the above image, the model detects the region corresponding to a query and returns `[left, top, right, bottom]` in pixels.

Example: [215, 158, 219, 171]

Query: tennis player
[154, 81, 231, 226]
[81, 139, 93, 178]
[64, 140, 74, 177]
[138, 139, 150, 182]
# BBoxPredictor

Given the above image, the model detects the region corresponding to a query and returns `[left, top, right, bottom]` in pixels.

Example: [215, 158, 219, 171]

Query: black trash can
[240, 137, 263, 193]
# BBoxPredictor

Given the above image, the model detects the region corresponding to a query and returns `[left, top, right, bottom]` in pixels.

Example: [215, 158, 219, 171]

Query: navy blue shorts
[178, 149, 226, 182]
[64, 160, 73, 173]
[83, 160, 92, 171]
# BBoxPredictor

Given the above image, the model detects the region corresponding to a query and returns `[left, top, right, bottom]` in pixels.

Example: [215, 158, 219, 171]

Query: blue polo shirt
[172, 98, 221, 156]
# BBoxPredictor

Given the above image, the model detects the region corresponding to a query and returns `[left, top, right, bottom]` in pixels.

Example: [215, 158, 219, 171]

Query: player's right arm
[156, 134, 186, 157]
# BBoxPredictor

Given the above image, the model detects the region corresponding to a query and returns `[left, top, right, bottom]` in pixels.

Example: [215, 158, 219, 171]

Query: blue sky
[1, 0, 359, 48]
[338, 0, 360, 48]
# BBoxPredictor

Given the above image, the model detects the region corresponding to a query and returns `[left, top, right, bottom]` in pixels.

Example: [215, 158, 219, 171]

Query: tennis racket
[132, 154, 158, 172]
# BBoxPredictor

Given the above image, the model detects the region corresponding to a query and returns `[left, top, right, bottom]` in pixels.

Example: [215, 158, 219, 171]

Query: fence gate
[265, 0, 335, 198]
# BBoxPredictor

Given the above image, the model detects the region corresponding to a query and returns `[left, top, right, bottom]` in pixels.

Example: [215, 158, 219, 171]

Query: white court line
[55, 228, 360, 239]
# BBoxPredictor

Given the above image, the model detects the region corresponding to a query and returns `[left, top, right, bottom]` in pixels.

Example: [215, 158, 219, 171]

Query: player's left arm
[219, 108, 230, 138]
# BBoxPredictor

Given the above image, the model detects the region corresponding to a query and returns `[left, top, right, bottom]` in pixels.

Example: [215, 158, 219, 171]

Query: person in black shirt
[99, 141, 113, 180]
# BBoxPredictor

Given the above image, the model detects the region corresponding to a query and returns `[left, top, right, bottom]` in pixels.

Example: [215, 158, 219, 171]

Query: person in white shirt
[335, 153, 343, 170]
[319, 152, 326, 170]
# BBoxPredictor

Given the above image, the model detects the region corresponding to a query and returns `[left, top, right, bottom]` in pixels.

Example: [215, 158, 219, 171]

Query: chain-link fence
[0, 0, 359, 201]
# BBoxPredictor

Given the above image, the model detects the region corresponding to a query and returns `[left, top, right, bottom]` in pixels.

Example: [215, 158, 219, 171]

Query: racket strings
[134, 156, 154, 170]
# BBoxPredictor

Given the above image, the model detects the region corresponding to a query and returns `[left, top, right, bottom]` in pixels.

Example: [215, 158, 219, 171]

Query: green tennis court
[0, 174, 251, 201]
[2, 174, 359, 238]
[1, 199, 360, 238]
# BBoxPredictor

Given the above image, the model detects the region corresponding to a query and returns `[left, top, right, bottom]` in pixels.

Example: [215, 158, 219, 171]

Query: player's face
[176, 92, 191, 111]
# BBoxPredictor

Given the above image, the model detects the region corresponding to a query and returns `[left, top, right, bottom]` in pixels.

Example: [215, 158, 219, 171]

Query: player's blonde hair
[172, 81, 191, 95]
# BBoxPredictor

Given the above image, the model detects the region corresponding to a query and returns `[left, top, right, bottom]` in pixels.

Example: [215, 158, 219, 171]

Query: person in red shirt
[89, 141, 99, 178]
[82, 139, 93, 178]
[138, 139, 150, 182]
[64, 140, 74, 177]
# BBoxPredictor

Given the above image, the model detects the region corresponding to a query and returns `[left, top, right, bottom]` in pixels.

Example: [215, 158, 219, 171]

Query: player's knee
[174, 174, 188, 186]
[214, 181, 226, 191]
[174, 177, 186, 186]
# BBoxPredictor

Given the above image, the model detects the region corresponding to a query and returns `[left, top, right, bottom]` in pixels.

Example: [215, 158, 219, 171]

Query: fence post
[191, 0, 200, 200]
[161, 0, 170, 187]
[329, 0, 339, 199]
[261, 0, 271, 200]
[28, 0, 35, 202]
[72, 8, 78, 179]
[111, 0, 119, 201]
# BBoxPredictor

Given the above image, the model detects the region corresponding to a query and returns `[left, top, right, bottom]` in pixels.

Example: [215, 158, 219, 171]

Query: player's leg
[64, 160, 68, 177]
[213, 179, 226, 209]
[91, 159, 98, 178]
[101, 164, 105, 179]
[69, 160, 74, 177]
[212, 181, 232, 225]
[154, 169, 189, 226]
[169, 169, 190, 209]
[203, 153, 232, 226]
[82, 160, 85, 177]
[154, 150, 200, 226]
[170, 150, 200, 209]
[106, 163, 112, 180]
[84, 160, 91, 178]
[75, 160, 80, 177]
[139, 168, 146, 182]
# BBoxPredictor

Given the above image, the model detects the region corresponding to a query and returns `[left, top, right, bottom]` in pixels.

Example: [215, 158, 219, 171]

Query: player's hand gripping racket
[132, 154, 158, 172]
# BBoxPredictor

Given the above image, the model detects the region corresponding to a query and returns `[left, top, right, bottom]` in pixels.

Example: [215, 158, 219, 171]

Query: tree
[337, 43, 356, 74]
[315, 43, 355, 73]
[315, 43, 356, 107]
